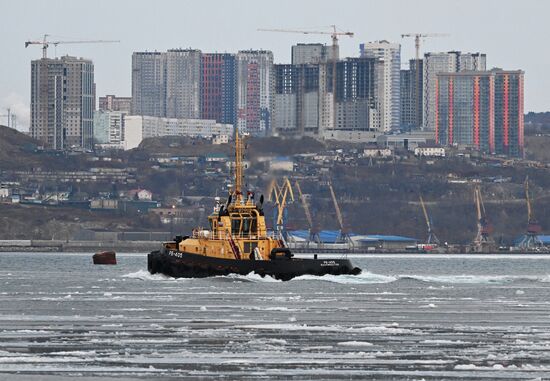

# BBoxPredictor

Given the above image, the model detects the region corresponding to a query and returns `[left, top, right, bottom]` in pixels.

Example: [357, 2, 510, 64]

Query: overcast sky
[0, 0, 548, 131]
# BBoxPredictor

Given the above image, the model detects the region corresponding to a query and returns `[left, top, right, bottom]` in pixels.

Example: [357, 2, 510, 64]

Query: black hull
[148, 250, 361, 281]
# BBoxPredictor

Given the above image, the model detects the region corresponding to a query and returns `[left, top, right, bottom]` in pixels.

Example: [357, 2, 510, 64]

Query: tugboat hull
[148, 250, 361, 281]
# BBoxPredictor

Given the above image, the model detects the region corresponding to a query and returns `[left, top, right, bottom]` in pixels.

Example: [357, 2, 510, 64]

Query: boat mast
[234, 131, 244, 202]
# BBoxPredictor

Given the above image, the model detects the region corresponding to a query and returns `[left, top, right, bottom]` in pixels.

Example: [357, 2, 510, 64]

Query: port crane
[401, 33, 449, 128]
[327, 181, 353, 246]
[472, 186, 494, 252]
[25, 34, 120, 59]
[294, 179, 321, 247]
[419, 195, 440, 246]
[267, 178, 294, 235]
[517, 176, 542, 249]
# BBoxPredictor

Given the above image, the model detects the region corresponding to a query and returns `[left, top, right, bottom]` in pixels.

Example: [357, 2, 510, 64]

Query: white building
[414, 145, 446, 157]
[93, 110, 127, 149]
[360, 41, 401, 132]
[124, 115, 233, 150]
[363, 147, 393, 158]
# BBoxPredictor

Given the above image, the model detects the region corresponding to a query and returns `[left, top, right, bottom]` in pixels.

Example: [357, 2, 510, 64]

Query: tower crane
[472, 186, 494, 252]
[400, 33, 450, 62]
[327, 181, 353, 246]
[419, 195, 440, 246]
[25, 34, 120, 59]
[258, 25, 354, 50]
[401, 33, 449, 128]
[0, 108, 15, 128]
[294, 180, 321, 247]
[518, 176, 542, 249]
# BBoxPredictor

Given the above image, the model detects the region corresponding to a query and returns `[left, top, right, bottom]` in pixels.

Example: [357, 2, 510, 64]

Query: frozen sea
[0, 252, 550, 380]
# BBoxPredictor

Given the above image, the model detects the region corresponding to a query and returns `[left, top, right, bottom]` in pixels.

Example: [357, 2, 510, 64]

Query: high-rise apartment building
[200, 53, 237, 125]
[131, 52, 166, 117]
[400, 59, 424, 130]
[360, 41, 401, 132]
[273, 64, 320, 136]
[30, 56, 95, 150]
[291, 43, 337, 65]
[99, 95, 132, 113]
[334, 57, 381, 132]
[236, 50, 274, 136]
[165, 49, 201, 119]
[435, 69, 524, 157]
[494, 70, 524, 157]
[423, 51, 486, 131]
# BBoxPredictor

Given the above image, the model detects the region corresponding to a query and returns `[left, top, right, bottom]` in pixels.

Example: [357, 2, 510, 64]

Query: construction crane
[258, 26, 353, 128]
[25, 34, 120, 59]
[401, 33, 449, 128]
[258, 25, 353, 50]
[518, 176, 542, 249]
[294, 180, 321, 246]
[327, 181, 353, 246]
[419, 195, 440, 246]
[472, 186, 494, 252]
[0, 108, 14, 128]
[400, 33, 450, 62]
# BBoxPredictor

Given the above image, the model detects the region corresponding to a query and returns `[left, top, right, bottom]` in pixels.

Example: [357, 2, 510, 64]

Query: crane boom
[475, 187, 482, 221]
[294, 180, 314, 230]
[328, 182, 344, 232]
[25, 34, 120, 58]
[419, 195, 431, 231]
[525, 176, 533, 223]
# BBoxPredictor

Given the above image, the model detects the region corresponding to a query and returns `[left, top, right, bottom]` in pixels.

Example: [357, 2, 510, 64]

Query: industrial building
[30, 56, 95, 150]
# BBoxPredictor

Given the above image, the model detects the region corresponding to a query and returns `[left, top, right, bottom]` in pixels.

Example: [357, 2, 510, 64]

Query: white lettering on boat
[320, 260, 338, 267]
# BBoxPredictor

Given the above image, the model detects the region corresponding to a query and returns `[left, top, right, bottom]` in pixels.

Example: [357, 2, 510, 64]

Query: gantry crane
[327, 181, 353, 246]
[267, 178, 294, 235]
[258, 26, 353, 128]
[419, 195, 440, 246]
[401, 33, 449, 128]
[294, 180, 321, 247]
[25, 34, 120, 59]
[472, 186, 494, 252]
[518, 176, 542, 249]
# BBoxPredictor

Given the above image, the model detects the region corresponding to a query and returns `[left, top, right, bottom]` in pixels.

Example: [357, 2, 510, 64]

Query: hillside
[0, 125, 76, 170]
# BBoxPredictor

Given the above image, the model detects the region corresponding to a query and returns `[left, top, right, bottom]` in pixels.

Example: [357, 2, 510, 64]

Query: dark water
[1, 253, 550, 380]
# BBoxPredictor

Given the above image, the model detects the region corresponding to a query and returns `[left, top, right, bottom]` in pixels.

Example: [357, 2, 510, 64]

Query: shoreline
[0, 241, 548, 255]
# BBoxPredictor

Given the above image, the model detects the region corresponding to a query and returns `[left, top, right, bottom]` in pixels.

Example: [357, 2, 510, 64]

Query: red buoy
[93, 251, 117, 265]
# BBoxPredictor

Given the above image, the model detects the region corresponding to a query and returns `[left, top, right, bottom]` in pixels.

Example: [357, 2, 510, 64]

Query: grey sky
[0, 0, 547, 131]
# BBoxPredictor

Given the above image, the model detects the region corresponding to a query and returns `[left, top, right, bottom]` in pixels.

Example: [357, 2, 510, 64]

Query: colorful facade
[200, 53, 237, 125]
[436, 70, 524, 157]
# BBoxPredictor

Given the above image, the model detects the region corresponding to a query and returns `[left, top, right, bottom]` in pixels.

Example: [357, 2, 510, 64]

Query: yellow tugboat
[147, 132, 361, 281]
